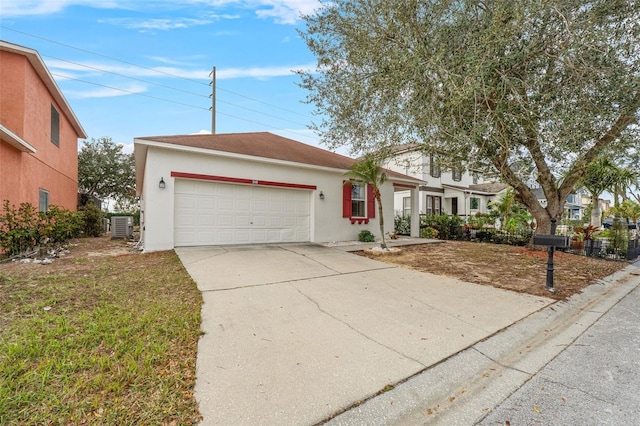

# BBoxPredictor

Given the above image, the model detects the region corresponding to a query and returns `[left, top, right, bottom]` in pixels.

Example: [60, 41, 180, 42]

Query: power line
[53, 74, 317, 141]
[2, 25, 315, 121]
[43, 56, 309, 126]
[2, 26, 210, 87]
[44, 55, 211, 99]
[50, 73, 210, 111]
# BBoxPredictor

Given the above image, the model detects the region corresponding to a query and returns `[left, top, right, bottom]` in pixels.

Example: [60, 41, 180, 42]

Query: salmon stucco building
[0, 40, 86, 211]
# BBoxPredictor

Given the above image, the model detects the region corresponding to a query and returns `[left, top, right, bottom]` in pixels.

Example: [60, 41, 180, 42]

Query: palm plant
[344, 154, 388, 249]
[579, 158, 622, 227]
[489, 188, 517, 229]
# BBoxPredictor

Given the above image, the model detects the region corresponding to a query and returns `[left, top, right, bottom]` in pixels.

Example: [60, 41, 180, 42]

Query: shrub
[421, 227, 439, 239]
[358, 229, 376, 242]
[0, 201, 44, 256]
[45, 206, 84, 244]
[81, 203, 105, 237]
[394, 215, 411, 235]
[0, 202, 85, 257]
[422, 214, 464, 240]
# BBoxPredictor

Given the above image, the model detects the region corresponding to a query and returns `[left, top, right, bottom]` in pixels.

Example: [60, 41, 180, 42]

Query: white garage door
[174, 179, 311, 246]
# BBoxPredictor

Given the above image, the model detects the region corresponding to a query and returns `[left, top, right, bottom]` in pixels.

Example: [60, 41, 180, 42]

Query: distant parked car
[603, 218, 638, 230]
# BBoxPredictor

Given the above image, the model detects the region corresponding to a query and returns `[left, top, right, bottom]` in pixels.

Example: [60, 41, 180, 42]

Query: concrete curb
[324, 260, 640, 425]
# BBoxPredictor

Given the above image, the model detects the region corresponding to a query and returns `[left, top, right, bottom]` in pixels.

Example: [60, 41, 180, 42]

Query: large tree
[78, 137, 136, 208]
[298, 0, 640, 233]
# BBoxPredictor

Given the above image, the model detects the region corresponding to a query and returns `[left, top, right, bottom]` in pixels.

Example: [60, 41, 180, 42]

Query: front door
[451, 197, 458, 215]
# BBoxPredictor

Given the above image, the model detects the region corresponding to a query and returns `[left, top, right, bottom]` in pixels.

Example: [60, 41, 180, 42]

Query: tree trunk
[377, 195, 387, 249]
[529, 205, 564, 235]
[590, 197, 601, 228]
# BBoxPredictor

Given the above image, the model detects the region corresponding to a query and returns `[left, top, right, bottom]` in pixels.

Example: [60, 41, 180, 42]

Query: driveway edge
[324, 260, 640, 425]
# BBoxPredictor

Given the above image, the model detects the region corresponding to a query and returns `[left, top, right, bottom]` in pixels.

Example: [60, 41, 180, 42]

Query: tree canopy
[299, 0, 640, 233]
[78, 137, 136, 208]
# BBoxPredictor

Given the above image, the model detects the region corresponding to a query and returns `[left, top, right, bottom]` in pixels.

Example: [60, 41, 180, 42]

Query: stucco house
[0, 40, 87, 211]
[383, 144, 507, 219]
[134, 132, 423, 252]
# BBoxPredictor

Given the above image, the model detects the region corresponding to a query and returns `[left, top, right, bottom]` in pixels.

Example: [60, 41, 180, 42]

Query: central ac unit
[111, 216, 133, 238]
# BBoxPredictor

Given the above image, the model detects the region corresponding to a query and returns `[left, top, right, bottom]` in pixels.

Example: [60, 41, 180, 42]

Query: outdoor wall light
[319, 191, 325, 200]
[159, 177, 166, 189]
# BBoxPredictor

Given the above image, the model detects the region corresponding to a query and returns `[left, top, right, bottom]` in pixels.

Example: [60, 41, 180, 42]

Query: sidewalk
[479, 273, 640, 425]
[327, 259, 640, 425]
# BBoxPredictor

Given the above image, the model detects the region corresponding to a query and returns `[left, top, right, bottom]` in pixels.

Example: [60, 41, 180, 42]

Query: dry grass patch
[358, 241, 628, 300]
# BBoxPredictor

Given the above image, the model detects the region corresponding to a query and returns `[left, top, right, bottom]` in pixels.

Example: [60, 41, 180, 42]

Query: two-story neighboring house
[0, 40, 86, 211]
[383, 144, 507, 218]
[532, 187, 591, 222]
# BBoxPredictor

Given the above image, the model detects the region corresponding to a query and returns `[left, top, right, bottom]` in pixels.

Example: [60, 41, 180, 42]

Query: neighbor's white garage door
[174, 179, 311, 246]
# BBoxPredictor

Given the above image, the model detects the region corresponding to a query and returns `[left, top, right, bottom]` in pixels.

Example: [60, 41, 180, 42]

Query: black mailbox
[533, 235, 570, 248]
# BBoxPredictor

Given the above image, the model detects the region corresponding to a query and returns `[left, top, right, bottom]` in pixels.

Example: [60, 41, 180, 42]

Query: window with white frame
[434, 196, 441, 214]
[426, 195, 442, 216]
[403, 197, 411, 217]
[351, 183, 366, 217]
[470, 197, 480, 210]
[39, 189, 49, 212]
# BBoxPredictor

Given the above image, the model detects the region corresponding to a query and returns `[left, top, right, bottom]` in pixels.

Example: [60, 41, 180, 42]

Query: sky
[0, 0, 329, 155]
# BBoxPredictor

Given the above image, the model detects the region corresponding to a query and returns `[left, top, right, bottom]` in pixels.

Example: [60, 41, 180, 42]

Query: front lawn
[0, 237, 202, 425]
[359, 241, 629, 300]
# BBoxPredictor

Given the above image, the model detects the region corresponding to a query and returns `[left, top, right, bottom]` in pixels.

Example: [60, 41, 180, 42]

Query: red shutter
[367, 184, 375, 219]
[342, 181, 352, 218]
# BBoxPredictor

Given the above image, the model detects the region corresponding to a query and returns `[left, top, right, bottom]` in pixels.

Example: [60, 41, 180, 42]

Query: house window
[342, 181, 375, 222]
[39, 189, 49, 212]
[426, 196, 442, 216]
[429, 155, 441, 178]
[51, 105, 60, 146]
[472, 172, 479, 184]
[403, 197, 411, 217]
[351, 183, 366, 218]
[452, 166, 462, 182]
[470, 197, 480, 210]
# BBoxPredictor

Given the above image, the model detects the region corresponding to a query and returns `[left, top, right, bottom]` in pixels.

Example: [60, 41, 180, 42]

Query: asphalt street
[479, 279, 640, 425]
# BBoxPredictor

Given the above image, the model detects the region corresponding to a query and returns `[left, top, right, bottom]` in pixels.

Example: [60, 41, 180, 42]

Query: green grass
[0, 245, 202, 425]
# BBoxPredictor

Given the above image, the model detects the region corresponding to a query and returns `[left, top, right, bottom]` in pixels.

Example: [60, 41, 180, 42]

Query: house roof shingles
[136, 132, 423, 182]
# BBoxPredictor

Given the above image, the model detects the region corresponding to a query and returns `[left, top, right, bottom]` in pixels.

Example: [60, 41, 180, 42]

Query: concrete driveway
[176, 243, 553, 426]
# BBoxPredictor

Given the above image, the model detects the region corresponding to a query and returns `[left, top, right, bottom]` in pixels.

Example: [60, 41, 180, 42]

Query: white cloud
[46, 57, 315, 81]
[217, 63, 316, 79]
[0, 0, 323, 24]
[0, 0, 127, 17]
[100, 17, 214, 31]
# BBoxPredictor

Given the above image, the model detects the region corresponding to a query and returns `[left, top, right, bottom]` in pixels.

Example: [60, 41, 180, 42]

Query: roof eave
[1, 41, 87, 139]
[0, 123, 37, 153]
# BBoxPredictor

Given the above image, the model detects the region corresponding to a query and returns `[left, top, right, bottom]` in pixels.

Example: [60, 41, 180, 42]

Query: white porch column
[411, 187, 420, 237]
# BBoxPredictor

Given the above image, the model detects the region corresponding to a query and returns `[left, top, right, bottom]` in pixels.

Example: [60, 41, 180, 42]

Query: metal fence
[561, 236, 639, 261]
[462, 228, 639, 261]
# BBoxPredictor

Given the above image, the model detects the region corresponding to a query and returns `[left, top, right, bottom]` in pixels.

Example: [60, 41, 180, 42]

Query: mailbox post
[533, 219, 570, 292]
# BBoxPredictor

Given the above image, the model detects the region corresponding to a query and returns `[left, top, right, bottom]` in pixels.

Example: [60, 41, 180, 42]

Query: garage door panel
[174, 179, 310, 246]
[218, 198, 234, 211]
[197, 196, 215, 210]
[253, 200, 267, 212]
[235, 215, 251, 226]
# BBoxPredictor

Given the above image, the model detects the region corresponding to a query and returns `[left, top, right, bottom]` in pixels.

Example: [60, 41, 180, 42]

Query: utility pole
[209, 66, 216, 134]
